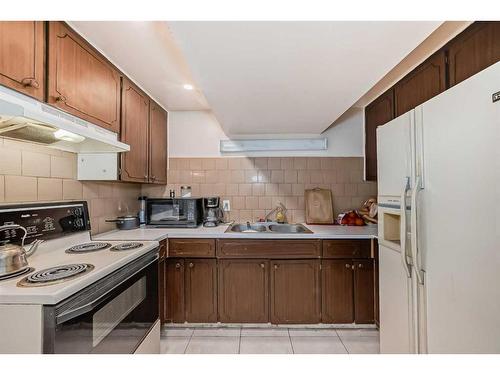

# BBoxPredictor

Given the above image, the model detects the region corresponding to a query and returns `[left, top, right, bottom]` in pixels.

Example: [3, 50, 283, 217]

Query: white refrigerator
[377, 61, 500, 354]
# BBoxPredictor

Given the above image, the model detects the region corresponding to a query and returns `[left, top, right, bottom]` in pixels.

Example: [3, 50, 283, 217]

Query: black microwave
[146, 198, 203, 228]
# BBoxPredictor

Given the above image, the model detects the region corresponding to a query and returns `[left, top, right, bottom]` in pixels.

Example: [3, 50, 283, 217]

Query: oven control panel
[0, 202, 90, 244]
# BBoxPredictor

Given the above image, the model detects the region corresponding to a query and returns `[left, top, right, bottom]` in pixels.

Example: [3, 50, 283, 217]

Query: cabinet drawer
[322, 240, 371, 259]
[168, 239, 216, 258]
[217, 240, 321, 259]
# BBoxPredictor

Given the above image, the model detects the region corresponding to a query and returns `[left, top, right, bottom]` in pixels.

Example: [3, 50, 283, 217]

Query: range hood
[0, 85, 129, 153]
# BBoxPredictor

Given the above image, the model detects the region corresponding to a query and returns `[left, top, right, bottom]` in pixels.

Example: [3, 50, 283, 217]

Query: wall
[142, 156, 377, 223]
[0, 137, 141, 234]
[168, 108, 364, 158]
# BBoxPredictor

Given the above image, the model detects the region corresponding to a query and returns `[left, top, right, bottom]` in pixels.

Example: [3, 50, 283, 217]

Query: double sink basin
[225, 222, 313, 234]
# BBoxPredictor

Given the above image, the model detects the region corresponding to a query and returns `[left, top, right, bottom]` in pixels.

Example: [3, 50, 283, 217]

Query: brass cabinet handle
[144, 175, 148, 180]
[274, 264, 278, 270]
[358, 263, 363, 269]
[345, 263, 351, 269]
[352, 264, 355, 270]
[260, 263, 265, 269]
[21, 78, 40, 88]
[189, 262, 194, 268]
[56, 94, 67, 103]
[175, 263, 181, 269]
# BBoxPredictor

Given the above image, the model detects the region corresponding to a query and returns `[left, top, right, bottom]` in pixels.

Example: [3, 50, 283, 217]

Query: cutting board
[305, 188, 334, 224]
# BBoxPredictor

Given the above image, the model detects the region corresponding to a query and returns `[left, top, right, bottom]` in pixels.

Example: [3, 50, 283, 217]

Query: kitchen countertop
[94, 223, 378, 241]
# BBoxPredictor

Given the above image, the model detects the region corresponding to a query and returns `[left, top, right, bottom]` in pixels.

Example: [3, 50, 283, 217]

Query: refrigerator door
[377, 111, 415, 205]
[378, 243, 414, 353]
[418, 62, 500, 353]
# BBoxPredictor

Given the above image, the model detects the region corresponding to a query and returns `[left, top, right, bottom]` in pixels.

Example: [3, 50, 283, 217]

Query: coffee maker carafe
[203, 197, 224, 227]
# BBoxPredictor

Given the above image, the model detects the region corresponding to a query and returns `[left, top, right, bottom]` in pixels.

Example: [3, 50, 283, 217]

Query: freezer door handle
[410, 176, 424, 285]
[400, 176, 411, 278]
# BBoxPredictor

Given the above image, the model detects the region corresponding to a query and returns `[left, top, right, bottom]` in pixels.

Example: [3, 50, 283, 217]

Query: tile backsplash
[142, 157, 377, 223]
[0, 137, 141, 234]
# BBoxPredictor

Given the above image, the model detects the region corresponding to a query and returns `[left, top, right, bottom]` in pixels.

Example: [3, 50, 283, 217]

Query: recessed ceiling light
[183, 84, 194, 90]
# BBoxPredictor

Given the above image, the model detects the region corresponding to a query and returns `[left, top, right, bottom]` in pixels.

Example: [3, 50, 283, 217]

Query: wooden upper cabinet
[218, 259, 269, 323]
[120, 78, 150, 182]
[448, 22, 500, 87]
[364, 89, 394, 181]
[270, 259, 321, 324]
[394, 50, 447, 117]
[47, 22, 121, 133]
[149, 101, 168, 184]
[0, 21, 45, 100]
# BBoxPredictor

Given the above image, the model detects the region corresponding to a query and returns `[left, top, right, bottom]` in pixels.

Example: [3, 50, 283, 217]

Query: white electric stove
[0, 201, 161, 354]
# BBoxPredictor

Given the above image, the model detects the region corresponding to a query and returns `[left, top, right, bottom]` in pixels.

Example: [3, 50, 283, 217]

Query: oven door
[146, 199, 194, 226]
[43, 251, 159, 354]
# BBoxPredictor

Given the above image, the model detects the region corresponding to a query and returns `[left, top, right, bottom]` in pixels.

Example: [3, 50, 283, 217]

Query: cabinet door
[373, 240, 380, 326]
[0, 21, 45, 100]
[148, 101, 168, 184]
[448, 22, 500, 87]
[165, 259, 185, 323]
[185, 259, 217, 323]
[354, 259, 375, 324]
[120, 78, 150, 182]
[394, 50, 447, 117]
[322, 260, 354, 323]
[218, 259, 269, 323]
[47, 22, 121, 132]
[364, 89, 394, 181]
[270, 259, 321, 324]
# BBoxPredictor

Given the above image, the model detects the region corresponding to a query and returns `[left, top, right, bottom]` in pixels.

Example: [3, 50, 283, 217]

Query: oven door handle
[56, 256, 157, 325]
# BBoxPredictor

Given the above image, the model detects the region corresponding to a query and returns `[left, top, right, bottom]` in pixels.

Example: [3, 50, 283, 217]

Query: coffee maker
[203, 197, 224, 227]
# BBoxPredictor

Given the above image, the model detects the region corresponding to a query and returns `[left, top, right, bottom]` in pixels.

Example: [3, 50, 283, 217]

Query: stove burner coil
[110, 242, 144, 251]
[17, 263, 94, 287]
[0, 267, 35, 282]
[65, 242, 111, 254]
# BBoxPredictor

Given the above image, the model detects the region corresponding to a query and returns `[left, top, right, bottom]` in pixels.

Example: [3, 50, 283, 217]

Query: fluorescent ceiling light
[183, 84, 194, 90]
[220, 138, 328, 153]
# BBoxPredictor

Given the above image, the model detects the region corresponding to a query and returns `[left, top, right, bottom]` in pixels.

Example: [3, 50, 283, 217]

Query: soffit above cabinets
[68, 21, 210, 111]
[168, 21, 442, 135]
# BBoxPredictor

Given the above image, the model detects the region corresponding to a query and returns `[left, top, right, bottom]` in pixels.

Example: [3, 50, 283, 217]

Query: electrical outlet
[222, 200, 231, 212]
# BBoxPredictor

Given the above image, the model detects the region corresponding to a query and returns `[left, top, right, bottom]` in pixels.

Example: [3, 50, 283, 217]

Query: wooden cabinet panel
[165, 259, 185, 323]
[218, 259, 269, 323]
[394, 50, 447, 117]
[120, 78, 150, 182]
[448, 22, 500, 87]
[47, 22, 120, 132]
[270, 259, 321, 324]
[217, 239, 321, 259]
[148, 101, 168, 184]
[158, 240, 167, 323]
[322, 239, 371, 259]
[185, 259, 217, 322]
[364, 89, 394, 181]
[169, 239, 216, 258]
[373, 240, 380, 326]
[322, 260, 354, 323]
[0, 21, 45, 100]
[354, 259, 375, 324]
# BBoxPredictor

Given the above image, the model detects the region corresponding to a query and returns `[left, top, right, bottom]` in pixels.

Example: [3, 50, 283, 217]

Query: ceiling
[70, 21, 442, 134]
[168, 21, 441, 135]
[68, 21, 210, 111]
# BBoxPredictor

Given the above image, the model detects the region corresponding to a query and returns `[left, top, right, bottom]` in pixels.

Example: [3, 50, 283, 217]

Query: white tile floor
[160, 326, 379, 354]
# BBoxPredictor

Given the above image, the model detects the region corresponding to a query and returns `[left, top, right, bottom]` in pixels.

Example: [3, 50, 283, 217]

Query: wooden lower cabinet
[270, 259, 321, 324]
[218, 259, 269, 323]
[165, 259, 185, 323]
[185, 259, 218, 322]
[354, 260, 375, 323]
[322, 259, 354, 323]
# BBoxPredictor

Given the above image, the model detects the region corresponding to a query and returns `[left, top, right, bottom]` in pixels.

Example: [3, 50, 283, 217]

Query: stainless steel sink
[268, 223, 313, 233]
[228, 223, 268, 233]
[226, 222, 313, 234]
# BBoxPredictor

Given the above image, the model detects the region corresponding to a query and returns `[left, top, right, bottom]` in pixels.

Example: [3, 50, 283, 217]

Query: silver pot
[0, 224, 43, 277]
[105, 215, 140, 230]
